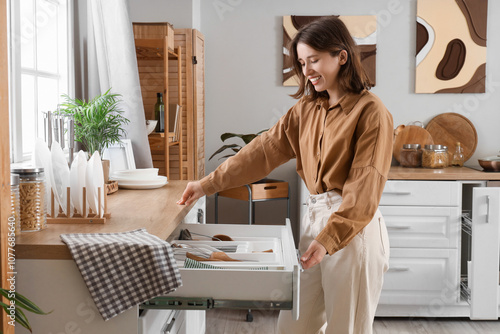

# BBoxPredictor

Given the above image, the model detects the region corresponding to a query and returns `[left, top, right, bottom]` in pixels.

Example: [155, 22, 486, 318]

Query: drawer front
[379, 248, 459, 305]
[379, 206, 460, 248]
[380, 181, 460, 207]
[146, 220, 300, 320]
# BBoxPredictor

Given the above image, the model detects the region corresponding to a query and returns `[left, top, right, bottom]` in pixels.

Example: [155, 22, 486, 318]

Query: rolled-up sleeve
[200, 107, 298, 196]
[315, 103, 393, 255]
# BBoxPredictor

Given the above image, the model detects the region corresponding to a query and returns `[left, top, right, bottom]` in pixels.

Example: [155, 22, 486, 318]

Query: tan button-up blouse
[200, 90, 393, 255]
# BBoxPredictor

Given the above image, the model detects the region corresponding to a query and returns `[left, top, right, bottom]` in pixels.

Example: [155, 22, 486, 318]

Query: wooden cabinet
[133, 23, 205, 180]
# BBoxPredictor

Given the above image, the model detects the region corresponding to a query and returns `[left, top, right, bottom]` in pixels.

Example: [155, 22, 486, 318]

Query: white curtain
[87, 0, 152, 168]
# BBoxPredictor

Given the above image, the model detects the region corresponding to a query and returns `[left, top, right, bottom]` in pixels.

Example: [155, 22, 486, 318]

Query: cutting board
[393, 125, 434, 163]
[425, 113, 477, 162]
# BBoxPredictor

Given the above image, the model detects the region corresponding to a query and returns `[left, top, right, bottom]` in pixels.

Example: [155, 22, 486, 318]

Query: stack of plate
[110, 168, 167, 190]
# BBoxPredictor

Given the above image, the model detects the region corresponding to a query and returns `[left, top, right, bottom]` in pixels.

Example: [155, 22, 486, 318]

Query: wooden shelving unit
[134, 35, 184, 179]
[134, 23, 205, 180]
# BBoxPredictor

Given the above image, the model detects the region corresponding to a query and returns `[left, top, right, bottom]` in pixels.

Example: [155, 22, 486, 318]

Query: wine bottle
[155, 92, 165, 132]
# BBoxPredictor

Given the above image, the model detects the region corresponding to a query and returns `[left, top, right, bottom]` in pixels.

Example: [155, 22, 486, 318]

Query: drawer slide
[141, 297, 292, 311]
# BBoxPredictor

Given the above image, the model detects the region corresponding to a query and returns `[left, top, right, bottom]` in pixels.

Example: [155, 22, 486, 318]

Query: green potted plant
[1, 288, 51, 333]
[61, 89, 130, 157]
[209, 130, 267, 161]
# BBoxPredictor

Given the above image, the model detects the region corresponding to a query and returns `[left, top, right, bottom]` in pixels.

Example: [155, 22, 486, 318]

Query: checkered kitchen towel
[60, 228, 182, 321]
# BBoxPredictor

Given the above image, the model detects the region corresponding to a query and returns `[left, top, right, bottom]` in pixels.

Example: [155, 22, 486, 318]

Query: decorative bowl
[146, 120, 158, 135]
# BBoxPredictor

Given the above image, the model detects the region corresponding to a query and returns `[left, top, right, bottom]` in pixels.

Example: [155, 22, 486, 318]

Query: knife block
[46, 187, 110, 224]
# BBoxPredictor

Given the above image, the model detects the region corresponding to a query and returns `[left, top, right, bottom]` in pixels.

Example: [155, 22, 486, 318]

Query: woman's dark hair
[289, 16, 372, 100]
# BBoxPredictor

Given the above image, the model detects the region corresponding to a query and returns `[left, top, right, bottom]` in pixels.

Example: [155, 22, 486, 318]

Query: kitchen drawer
[143, 220, 300, 320]
[379, 206, 461, 248]
[380, 181, 460, 207]
[379, 248, 459, 305]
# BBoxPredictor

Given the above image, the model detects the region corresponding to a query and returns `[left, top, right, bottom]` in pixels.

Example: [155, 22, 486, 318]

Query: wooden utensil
[393, 124, 434, 163]
[425, 113, 477, 162]
[186, 251, 241, 262]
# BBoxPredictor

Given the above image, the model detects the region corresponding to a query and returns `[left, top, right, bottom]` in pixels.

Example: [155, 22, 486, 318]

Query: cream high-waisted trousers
[278, 190, 390, 334]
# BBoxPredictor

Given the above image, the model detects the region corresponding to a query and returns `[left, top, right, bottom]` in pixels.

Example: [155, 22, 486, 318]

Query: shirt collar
[316, 90, 367, 115]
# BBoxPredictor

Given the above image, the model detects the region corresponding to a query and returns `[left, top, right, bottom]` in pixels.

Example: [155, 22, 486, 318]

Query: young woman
[177, 16, 393, 334]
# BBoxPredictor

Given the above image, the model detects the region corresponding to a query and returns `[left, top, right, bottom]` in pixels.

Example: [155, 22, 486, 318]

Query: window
[9, 0, 74, 162]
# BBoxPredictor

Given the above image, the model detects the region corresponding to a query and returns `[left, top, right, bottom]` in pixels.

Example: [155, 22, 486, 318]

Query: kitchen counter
[16, 168, 500, 260]
[15, 180, 193, 260]
[388, 166, 500, 181]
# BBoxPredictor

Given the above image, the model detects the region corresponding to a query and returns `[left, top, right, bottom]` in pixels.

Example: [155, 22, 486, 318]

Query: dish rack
[47, 187, 110, 224]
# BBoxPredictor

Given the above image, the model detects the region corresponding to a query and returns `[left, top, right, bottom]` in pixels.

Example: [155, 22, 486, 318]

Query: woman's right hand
[177, 181, 205, 206]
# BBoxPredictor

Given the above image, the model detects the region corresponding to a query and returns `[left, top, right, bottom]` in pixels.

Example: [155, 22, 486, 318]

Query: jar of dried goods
[10, 173, 21, 235]
[400, 144, 422, 168]
[11, 167, 47, 232]
[422, 145, 448, 169]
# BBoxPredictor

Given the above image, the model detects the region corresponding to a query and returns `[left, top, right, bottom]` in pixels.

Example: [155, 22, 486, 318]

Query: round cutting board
[425, 113, 477, 162]
[393, 125, 434, 163]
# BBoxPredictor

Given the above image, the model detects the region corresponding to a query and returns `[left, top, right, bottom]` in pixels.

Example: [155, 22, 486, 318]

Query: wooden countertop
[388, 166, 500, 180]
[16, 180, 193, 260]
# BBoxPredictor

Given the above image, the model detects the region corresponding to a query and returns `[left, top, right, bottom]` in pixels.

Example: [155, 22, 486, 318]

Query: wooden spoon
[186, 251, 241, 262]
[212, 234, 233, 241]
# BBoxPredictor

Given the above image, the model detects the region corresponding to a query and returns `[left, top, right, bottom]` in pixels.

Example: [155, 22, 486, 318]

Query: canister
[11, 167, 47, 232]
[422, 145, 448, 169]
[10, 173, 21, 235]
[400, 144, 422, 168]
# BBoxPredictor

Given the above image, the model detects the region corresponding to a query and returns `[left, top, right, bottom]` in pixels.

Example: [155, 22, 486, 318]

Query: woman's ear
[339, 50, 348, 65]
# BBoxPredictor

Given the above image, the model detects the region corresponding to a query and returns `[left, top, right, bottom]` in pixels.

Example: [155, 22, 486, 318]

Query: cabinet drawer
[379, 248, 459, 305]
[379, 206, 460, 248]
[380, 181, 460, 207]
[144, 220, 300, 320]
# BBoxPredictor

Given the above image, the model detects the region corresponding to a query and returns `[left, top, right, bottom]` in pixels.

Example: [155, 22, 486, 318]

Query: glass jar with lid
[10, 173, 21, 235]
[400, 144, 422, 168]
[11, 167, 47, 232]
[422, 145, 448, 169]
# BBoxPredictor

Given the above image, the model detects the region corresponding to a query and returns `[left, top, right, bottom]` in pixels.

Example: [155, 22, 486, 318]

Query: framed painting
[416, 0, 488, 93]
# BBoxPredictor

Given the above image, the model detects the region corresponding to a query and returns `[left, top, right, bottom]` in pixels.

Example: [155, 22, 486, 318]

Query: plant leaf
[220, 132, 243, 142]
[208, 144, 241, 160]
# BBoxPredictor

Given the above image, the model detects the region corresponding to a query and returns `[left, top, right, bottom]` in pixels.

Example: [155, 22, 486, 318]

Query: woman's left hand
[300, 240, 327, 269]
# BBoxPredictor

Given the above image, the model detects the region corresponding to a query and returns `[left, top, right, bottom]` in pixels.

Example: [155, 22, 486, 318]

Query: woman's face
[296, 42, 346, 95]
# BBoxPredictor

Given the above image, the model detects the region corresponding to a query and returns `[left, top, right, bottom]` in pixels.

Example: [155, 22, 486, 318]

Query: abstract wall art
[282, 15, 377, 87]
[416, 0, 488, 93]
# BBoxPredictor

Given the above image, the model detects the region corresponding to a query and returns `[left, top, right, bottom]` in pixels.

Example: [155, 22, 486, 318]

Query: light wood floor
[206, 309, 500, 334]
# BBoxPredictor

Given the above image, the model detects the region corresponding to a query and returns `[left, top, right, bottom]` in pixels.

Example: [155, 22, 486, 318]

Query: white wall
[128, 0, 195, 28]
[129, 0, 500, 229]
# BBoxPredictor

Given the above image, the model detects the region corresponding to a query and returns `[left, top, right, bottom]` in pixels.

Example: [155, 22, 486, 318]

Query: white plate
[86, 151, 105, 217]
[111, 168, 159, 180]
[70, 151, 87, 216]
[117, 176, 168, 190]
[115, 175, 167, 186]
[33, 139, 54, 215]
[51, 141, 72, 216]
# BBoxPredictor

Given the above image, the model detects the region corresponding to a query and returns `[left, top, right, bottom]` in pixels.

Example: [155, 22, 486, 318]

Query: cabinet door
[379, 206, 460, 248]
[470, 187, 500, 319]
[380, 248, 459, 305]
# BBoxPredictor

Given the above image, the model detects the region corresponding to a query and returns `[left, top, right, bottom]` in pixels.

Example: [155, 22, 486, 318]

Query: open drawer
[141, 219, 300, 320]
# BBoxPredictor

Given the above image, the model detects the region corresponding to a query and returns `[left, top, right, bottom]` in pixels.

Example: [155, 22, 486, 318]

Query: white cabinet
[378, 181, 461, 309]
[378, 180, 500, 319]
